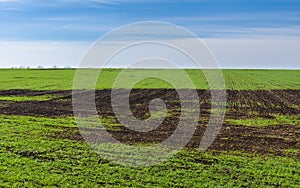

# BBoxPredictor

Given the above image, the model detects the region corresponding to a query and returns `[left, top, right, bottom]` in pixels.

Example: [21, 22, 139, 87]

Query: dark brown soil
[49, 123, 299, 157]
[0, 89, 299, 117]
[0, 89, 299, 157]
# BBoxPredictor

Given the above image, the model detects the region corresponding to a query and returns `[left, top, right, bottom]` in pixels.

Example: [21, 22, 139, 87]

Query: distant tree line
[11, 65, 72, 69]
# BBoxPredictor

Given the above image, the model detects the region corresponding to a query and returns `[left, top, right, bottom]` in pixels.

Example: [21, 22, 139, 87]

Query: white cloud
[0, 0, 21, 2]
[165, 12, 300, 22]
[0, 41, 89, 68]
[179, 25, 300, 39]
[63, 0, 160, 5]
[205, 37, 300, 69]
[0, 37, 299, 69]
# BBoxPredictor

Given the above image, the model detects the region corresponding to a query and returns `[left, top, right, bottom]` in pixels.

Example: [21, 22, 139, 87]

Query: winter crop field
[0, 69, 299, 187]
[0, 69, 299, 90]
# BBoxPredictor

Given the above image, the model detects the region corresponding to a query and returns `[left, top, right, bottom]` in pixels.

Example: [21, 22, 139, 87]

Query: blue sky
[0, 0, 300, 68]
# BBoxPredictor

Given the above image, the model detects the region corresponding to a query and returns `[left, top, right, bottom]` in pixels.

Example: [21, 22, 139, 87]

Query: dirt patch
[0, 89, 299, 157]
[0, 89, 299, 117]
[47, 123, 299, 157]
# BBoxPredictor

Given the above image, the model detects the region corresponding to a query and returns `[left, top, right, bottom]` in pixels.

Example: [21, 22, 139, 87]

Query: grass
[0, 115, 299, 187]
[0, 95, 57, 101]
[227, 114, 300, 127]
[223, 69, 300, 90]
[0, 69, 299, 187]
[0, 69, 299, 90]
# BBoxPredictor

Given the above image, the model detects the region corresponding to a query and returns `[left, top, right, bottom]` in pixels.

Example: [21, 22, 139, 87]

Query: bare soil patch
[0, 89, 299, 156]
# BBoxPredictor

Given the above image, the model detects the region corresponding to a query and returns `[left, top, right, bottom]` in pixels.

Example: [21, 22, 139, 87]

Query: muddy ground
[0, 89, 299, 157]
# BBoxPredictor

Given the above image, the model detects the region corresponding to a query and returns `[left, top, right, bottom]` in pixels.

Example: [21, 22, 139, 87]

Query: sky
[0, 0, 300, 69]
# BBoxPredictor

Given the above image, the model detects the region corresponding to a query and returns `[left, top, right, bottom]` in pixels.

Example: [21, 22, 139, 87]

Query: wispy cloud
[1, 37, 300, 69]
[0, 0, 300, 68]
[186, 25, 300, 39]
[205, 37, 300, 69]
[162, 12, 300, 23]
[0, 0, 22, 2]
[0, 40, 88, 68]
[63, 0, 153, 5]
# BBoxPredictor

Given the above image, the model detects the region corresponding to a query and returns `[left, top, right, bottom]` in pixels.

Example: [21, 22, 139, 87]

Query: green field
[1, 115, 299, 187]
[0, 69, 299, 187]
[0, 69, 299, 90]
